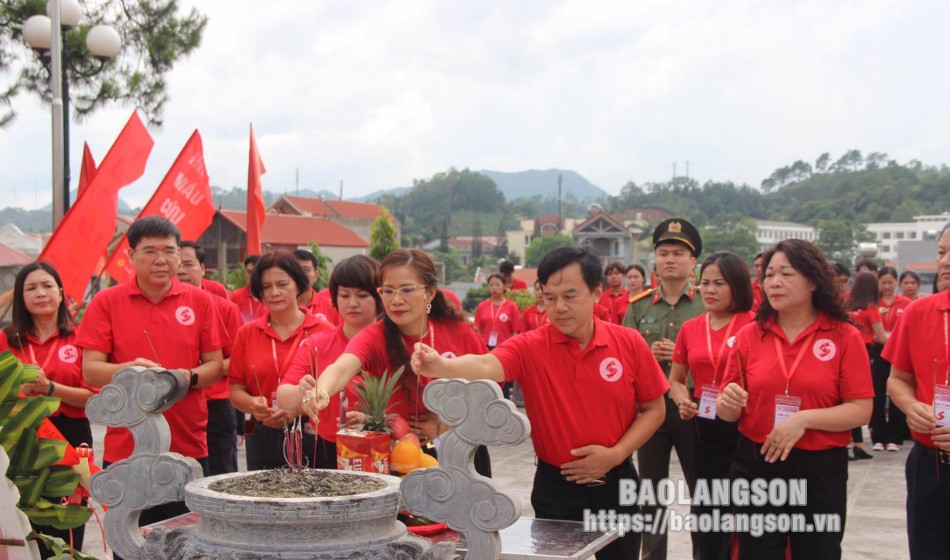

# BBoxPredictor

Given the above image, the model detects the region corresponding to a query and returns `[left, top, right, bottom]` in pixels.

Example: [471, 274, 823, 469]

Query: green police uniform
[623, 282, 705, 377]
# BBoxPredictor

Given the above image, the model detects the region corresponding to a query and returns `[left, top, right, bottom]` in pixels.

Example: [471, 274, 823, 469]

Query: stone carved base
[147, 526, 457, 560]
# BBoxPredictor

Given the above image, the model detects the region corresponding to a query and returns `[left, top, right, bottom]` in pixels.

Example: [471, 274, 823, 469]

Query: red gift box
[336, 429, 390, 474]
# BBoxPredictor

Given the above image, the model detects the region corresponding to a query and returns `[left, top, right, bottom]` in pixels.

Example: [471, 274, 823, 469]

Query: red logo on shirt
[813, 339, 836, 361]
[175, 306, 196, 326]
[599, 357, 623, 382]
[58, 345, 78, 364]
[441, 352, 457, 359]
[499, 313, 509, 323]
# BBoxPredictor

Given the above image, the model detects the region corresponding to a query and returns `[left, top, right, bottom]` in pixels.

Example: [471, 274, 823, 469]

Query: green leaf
[21, 502, 93, 531]
[29, 531, 100, 560]
[0, 350, 23, 402]
[17, 467, 50, 507]
[7, 427, 39, 476]
[0, 397, 60, 447]
[42, 466, 80, 498]
[34, 438, 68, 471]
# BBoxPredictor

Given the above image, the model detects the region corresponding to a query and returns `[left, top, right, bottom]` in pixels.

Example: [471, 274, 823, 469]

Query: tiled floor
[80, 424, 910, 559]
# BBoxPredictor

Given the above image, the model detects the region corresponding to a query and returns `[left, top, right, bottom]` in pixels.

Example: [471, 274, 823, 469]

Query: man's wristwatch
[189, 369, 199, 387]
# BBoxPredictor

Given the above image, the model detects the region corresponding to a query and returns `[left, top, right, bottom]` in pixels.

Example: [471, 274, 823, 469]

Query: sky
[0, 0, 948, 211]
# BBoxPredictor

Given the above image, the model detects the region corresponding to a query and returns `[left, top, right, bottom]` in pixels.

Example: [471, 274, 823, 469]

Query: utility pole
[557, 172, 563, 232]
[686, 160, 690, 180]
[672, 162, 677, 181]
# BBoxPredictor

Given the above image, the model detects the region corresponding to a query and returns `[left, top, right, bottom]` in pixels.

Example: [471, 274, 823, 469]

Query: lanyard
[942, 312, 949, 386]
[705, 313, 738, 384]
[489, 300, 504, 329]
[271, 330, 306, 384]
[28, 338, 60, 372]
[773, 331, 816, 396]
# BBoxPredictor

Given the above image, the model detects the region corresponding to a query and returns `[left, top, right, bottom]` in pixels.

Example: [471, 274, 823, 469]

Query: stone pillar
[85, 367, 203, 560]
[401, 379, 531, 560]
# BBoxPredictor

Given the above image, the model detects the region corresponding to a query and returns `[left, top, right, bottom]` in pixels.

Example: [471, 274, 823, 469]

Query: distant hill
[478, 169, 608, 201]
[210, 187, 337, 210]
[356, 169, 607, 203]
[39, 189, 135, 214]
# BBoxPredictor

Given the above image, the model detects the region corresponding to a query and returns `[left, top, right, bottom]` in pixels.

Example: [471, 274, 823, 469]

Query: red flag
[76, 142, 97, 197]
[105, 130, 214, 283]
[246, 124, 266, 255]
[39, 111, 153, 303]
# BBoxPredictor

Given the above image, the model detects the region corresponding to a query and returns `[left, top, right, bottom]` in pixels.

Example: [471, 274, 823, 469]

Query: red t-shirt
[511, 278, 528, 291]
[302, 288, 341, 326]
[593, 304, 612, 322]
[228, 285, 266, 323]
[848, 304, 882, 346]
[76, 278, 228, 462]
[720, 315, 874, 451]
[599, 289, 629, 324]
[441, 289, 462, 310]
[672, 311, 755, 398]
[881, 290, 950, 449]
[0, 329, 94, 419]
[880, 295, 912, 333]
[493, 319, 669, 467]
[282, 324, 364, 442]
[522, 305, 549, 331]
[752, 283, 765, 310]
[229, 311, 334, 403]
[201, 279, 229, 299]
[473, 299, 522, 348]
[205, 294, 244, 400]
[343, 319, 487, 421]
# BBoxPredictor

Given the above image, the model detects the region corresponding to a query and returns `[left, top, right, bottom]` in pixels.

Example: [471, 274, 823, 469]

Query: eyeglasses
[134, 248, 179, 261]
[377, 285, 426, 299]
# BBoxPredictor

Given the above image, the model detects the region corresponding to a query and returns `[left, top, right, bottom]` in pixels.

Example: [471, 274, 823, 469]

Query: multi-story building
[867, 213, 950, 263]
[755, 220, 819, 254]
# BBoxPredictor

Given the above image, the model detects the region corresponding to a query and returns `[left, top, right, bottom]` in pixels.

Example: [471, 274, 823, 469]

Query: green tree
[305, 241, 332, 290]
[524, 234, 572, 267]
[1, 0, 207, 127]
[369, 212, 400, 262]
[816, 219, 858, 259]
[430, 247, 465, 283]
[700, 213, 760, 262]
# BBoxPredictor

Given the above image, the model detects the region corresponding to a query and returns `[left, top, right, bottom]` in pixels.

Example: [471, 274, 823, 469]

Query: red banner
[76, 142, 97, 197]
[39, 111, 154, 303]
[246, 124, 266, 256]
[105, 130, 213, 283]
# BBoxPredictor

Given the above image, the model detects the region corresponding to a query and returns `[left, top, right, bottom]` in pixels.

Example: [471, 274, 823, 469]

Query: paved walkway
[80, 424, 909, 559]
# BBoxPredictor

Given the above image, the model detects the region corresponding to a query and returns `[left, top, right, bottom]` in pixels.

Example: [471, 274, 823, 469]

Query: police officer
[623, 217, 705, 560]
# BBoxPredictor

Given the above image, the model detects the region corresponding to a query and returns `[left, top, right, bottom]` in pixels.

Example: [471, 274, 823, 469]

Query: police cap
[652, 217, 702, 257]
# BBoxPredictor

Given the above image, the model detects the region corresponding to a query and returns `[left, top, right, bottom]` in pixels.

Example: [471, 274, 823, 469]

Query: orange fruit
[417, 454, 439, 468]
[390, 440, 422, 473]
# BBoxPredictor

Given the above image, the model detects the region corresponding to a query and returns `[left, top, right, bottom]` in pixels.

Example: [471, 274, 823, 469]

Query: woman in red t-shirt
[717, 240, 873, 559]
[1, 262, 95, 556]
[522, 280, 549, 331]
[845, 272, 888, 459]
[873, 266, 911, 451]
[229, 252, 333, 470]
[474, 273, 522, 349]
[276, 255, 381, 468]
[296, 249, 492, 476]
[899, 270, 920, 301]
[669, 251, 754, 560]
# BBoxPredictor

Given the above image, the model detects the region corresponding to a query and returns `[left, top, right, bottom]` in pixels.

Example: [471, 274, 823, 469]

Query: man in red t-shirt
[78, 216, 226, 532]
[598, 260, 629, 324]
[882, 222, 950, 559]
[293, 249, 341, 325]
[412, 246, 667, 560]
[178, 240, 243, 475]
[229, 255, 265, 323]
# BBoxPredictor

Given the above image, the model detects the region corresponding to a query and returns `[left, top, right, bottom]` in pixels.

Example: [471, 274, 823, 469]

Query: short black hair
[604, 261, 626, 276]
[243, 255, 261, 267]
[328, 255, 381, 311]
[877, 266, 898, 281]
[498, 260, 515, 275]
[700, 251, 753, 313]
[537, 246, 602, 292]
[625, 264, 646, 277]
[899, 270, 920, 284]
[249, 251, 310, 300]
[127, 216, 180, 250]
[855, 258, 878, 273]
[293, 249, 319, 269]
[179, 240, 206, 265]
[833, 262, 850, 277]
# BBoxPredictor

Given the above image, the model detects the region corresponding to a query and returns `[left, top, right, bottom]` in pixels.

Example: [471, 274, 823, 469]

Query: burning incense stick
[143, 330, 161, 366]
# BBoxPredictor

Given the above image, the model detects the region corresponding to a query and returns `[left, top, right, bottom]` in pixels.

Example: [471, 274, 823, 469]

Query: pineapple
[353, 366, 405, 434]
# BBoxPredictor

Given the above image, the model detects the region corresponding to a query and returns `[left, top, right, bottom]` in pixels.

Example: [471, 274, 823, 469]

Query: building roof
[219, 210, 369, 248]
[755, 220, 815, 229]
[0, 241, 33, 267]
[274, 195, 397, 223]
[574, 210, 627, 232]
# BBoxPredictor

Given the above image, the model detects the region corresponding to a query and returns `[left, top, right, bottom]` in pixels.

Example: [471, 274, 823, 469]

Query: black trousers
[870, 349, 906, 445]
[206, 398, 238, 475]
[731, 436, 847, 560]
[33, 416, 93, 559]
[905, 442, 950, 560]
[245, 423, 317, 471]
[532, 458, 640, 560]
[638, 398, 697, 560]
[693, 414, 740, 560]
[314, 436, 338, 469]
[103, 457, 209, 560]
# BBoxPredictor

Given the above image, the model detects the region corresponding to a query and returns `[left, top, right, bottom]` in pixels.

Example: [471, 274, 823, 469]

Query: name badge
[488, 331, 499, 347]
[698, 384, 719, 420]
[774, 395, 802, 428]
[270, 391, 277, 410]
[935, 385, 950, 427]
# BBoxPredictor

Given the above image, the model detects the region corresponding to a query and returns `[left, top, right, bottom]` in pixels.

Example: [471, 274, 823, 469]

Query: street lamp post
[22, 0, 121, 228]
